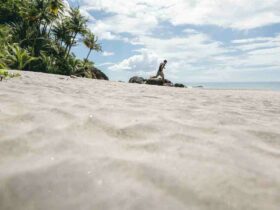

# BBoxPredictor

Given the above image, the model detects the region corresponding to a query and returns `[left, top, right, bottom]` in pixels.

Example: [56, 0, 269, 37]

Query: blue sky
[67, 0, 280, 82]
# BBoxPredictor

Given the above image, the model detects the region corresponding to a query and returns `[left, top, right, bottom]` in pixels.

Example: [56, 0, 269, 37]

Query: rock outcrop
[73, 66, 109, 80]
[174, 83, 185, 88]
[145, 78, 173, 86]
[90, 67, 109, 80]
[128, 76, 186, 88]
[129, 76, 146, 84]
[194, 85, 204, 88]
[145, 78, 164, 86]
[163, 83, 174, 87]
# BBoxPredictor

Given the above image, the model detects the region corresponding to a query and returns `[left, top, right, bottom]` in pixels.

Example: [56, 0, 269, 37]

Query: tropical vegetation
[0, 0, 103, 78]
[0, 69, 21, 80]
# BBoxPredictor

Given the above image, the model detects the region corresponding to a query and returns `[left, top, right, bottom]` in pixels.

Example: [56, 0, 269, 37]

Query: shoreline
[187, 82, 280, 91]
[5, 70, 280, 92]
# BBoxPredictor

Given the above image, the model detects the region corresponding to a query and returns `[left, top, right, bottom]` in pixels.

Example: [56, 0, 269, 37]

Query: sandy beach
[0, 70, 280, 210]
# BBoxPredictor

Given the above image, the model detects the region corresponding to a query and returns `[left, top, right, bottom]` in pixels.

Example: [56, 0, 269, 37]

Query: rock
[163, 83, 174, 87]
[146, 78, 173, 86]
[164, 79, 172, 84]
[129, 76, 187, 88]
[145, 78, 164, 85]
[174, 83, 185, 88]
[73, 66, 109, 80]
[90, 67, 109, 80]
[129, 76, 146, 84]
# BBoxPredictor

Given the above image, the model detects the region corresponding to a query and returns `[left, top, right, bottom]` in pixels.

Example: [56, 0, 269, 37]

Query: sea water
[188, 82, 280, 91]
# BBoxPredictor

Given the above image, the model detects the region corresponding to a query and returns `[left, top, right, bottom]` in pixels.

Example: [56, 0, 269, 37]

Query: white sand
[0, 71, 280, 210]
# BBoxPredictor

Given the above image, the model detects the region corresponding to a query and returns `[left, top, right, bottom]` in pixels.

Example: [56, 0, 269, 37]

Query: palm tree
[0, 58, 8, 69]
[65, 7, 88, 58]
[0, 25, 11, 48]
[20, 0, 48, 24]
[72, 59, 96, 78]
[39, 51, 58, 73]
[0, 0, 22, 24]
[1, 44, 38, 70]
[52, 19, 72, 48]
[19, 0, 55, 55]
[83, 30, 102, 62]
[45, 0, 64, 36]
[0, 0, 107, 79]
[49, 0, 64, 16]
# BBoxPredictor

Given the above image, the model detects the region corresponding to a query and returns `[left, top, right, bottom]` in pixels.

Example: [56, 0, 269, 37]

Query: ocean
[188, 82, 280, 91]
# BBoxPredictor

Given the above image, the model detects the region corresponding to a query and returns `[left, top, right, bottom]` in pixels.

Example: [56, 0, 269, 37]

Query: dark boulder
[145, 78, 164, 85]
[163, 83, 174, 87]
[145, 78, 173, 86]
[174, 83, 185, 88]
[90, 67, 109, 80]
[74, 66, 109, 80]
[129, 76, 146, 84]
[164, 79, 173, 84]
[128, 76, 187, 88]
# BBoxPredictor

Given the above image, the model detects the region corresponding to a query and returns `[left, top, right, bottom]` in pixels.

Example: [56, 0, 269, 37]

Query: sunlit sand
[0, 71, 280, 210]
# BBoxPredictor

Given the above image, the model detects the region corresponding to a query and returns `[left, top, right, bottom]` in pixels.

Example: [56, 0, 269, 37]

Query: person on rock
[151, 60, 167, 83]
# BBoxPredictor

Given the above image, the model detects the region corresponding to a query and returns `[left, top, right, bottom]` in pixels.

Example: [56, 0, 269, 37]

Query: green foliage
[0, 44, 38, 70]
[0, 0, 22, 24]
[0, 69, 21, 79]
[0, 61, 7, 69]
[64, 7, 88, 58]
[0, 0, 103, 78]
[83, 30, 102, 62]
[49, 0, 63, 16]
[38, 52, 58, 73]
[0, 25, 12, 47]
[0, 69, 9, 77]
[72, 60, 96, 78]
[52, 18, 72, 47]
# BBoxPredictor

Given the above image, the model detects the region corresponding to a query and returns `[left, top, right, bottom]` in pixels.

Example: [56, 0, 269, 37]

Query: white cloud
[87, 14, 157, 42]
[108, 33, 230, 75]
[232, 37, 276, 44]
[109, 49, 160, 73]
[107, 32, 280, 82]
[138, 33, 229, 61]
[67, 0, 280, 82]
[162, 0, 280, 29]
[75, 0, 280, 45]
[232, 35, 280, 51]
[102, 51, 115, 56]
[183, 29, 199, 34]
[229, 34, 280, 68]
[78, 0, 280, 34]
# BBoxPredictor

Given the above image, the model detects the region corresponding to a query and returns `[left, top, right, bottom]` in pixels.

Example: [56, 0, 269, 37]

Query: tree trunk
[85, 49, 92, 61]
[47, 22, 54, 38]
[42, 22, 48, 35]
[66, 32, 77, 58]
[32, 20, 42, 56]
[64, 32, 74, 55]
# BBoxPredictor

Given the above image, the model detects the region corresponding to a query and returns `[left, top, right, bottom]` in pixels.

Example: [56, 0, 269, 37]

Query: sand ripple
[0, 71, 280, 210]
